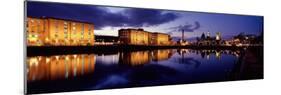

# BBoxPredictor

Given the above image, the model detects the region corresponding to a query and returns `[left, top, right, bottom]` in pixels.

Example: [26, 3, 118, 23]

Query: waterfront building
[225, 33, 258, 46]
[118, 28, 172, 46]
[216, 32, 221, 41]
[151, 32, 171, 46]
[197, 32, 223, 46]
[26, 17, 95, 46]
[118, 28, 150, 45]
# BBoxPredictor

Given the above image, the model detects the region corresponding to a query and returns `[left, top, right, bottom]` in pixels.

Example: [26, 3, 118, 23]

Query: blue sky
[27, 1, 263, 41]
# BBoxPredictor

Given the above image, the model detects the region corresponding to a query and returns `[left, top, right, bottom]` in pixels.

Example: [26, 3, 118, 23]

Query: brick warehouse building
[26, 17, 95, 46]
[118, 28, 172, 46]
[118, 28, 150, 45]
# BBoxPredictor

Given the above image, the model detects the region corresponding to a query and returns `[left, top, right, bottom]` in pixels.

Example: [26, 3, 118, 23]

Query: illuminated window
[64, 22, 68, 36]
[81, 24, 84, 38]
[88, 31, 91, 35]
[88, 26, 92, 35]
[55, 20, 59, 33]
[64, 22, 68, 29]
[37, 22, 40, 33]
[64, 29, 68, 39]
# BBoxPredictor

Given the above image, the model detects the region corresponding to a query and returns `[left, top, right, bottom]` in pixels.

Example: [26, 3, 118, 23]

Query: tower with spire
[216, 32, 221, 41]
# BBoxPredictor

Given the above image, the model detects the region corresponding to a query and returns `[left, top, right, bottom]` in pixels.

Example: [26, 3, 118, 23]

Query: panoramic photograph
[25, 1, 263, 94]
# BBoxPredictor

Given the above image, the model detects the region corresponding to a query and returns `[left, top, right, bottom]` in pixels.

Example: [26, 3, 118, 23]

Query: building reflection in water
[119, 49, 174, 66]
[27, 54, 96, 82]
[27, 49, 242, 82]
[118, 49, 242, 66]
[177, 49, 241, 60]
[119, 51, 150, 66]
[96, 53, 119, 64]
[151, 49, 173, 61]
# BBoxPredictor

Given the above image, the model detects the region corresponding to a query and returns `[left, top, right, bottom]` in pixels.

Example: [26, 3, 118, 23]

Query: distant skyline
[27, 1, 263, 41]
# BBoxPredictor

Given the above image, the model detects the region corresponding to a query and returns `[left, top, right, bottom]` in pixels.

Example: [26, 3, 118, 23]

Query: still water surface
[27, 49, 263, 94]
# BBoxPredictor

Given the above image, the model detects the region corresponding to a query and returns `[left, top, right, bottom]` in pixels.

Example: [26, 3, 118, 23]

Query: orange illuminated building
[151, 33, 171, 46]
[118, 28, 150, 45]
[26, 17, 95, 46]
[118, 28, 171, 46]
[27, 54, 96, 82]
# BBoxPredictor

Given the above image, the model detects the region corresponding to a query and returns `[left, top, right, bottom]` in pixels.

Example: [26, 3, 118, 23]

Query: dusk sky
[27, 1, 263, 41]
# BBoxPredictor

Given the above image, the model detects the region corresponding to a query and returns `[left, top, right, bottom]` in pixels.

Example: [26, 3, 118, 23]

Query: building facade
[26, 17, 95, 46]
[197, 32, 223, 46]
[118, 28, 150, 45]
[151, 33, 171, 46]
[118, 28, 171, 46]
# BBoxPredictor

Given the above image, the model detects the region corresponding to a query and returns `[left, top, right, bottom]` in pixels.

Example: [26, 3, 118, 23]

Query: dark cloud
[122, 9, 179, 27]
[27, 1, 179, 30]
[169, 21, 201, 32]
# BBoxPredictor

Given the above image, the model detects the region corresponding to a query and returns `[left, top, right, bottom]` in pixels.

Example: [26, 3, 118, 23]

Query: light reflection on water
[27, 54, 96, 82]
[27, 49, 262, 94]
[27, 49, 241, 82]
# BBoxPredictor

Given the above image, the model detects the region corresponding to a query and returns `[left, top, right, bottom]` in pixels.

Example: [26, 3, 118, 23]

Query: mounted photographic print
[25, 1, 264, 94]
